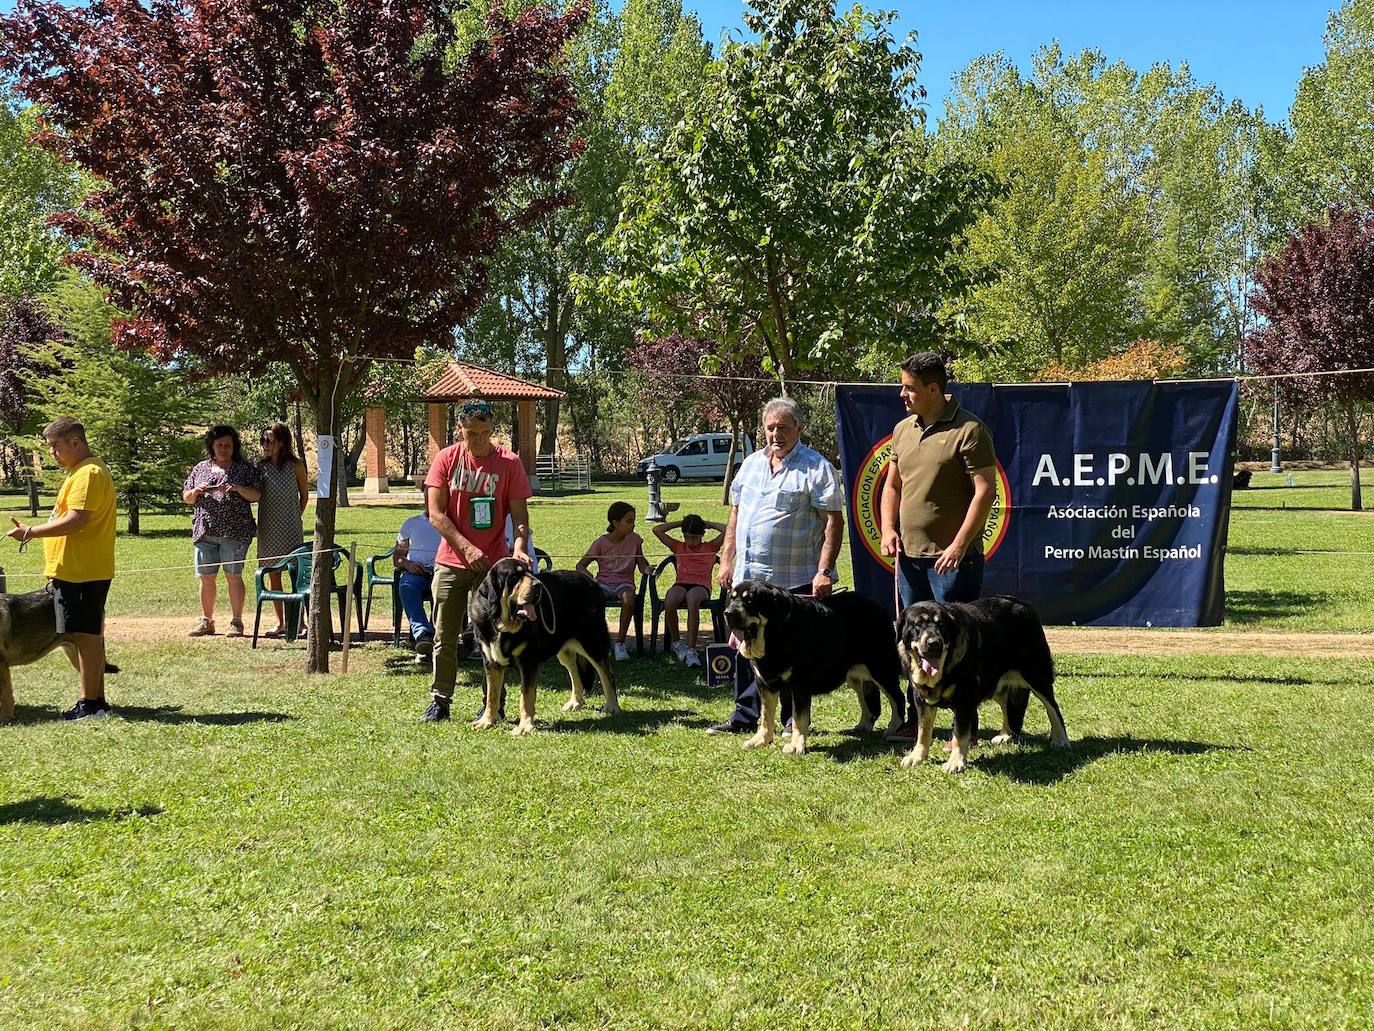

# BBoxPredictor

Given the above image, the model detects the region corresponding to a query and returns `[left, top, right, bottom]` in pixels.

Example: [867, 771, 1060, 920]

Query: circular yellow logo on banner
[850, 435, 1011, 571]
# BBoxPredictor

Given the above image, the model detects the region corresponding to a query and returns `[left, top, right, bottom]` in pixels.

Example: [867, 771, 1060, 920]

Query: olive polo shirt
[891, 397, 997, 557]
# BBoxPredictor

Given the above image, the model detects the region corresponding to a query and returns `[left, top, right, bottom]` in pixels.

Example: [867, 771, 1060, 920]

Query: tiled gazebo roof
[422, 361, 564, 401]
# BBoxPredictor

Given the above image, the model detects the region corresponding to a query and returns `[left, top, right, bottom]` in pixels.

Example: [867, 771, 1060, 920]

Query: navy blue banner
[835, 381, 1238, 627]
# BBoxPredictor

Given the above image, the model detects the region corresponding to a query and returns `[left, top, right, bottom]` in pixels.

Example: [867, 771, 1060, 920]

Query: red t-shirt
[424, 443, 532, 570]
[670, 538, 717, 588]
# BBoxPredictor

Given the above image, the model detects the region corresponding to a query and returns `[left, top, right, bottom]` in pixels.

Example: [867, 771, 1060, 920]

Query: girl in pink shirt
[652, 513, 725, 667]
[577, 502, 650, 660]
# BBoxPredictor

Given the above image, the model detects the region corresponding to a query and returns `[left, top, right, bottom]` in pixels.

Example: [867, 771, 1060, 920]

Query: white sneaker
[684, 649, 702, 669]
[671, 640, 690, 662]
[613, 641, 631, 661]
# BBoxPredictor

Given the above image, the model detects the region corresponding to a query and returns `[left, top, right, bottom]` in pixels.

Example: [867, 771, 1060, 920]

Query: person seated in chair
[652, 513, 725, 668]
[394, 503, 442, 664]
[577, 501, 650, 661]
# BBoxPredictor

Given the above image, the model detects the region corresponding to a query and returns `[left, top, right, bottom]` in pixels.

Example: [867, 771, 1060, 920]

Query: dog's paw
[990, 733, 1016, 746]
[850, 720, 875, 734]
[741, 731, 772, 750]
[781, 737, 807, 756]
[562, 697, 584, 713]
[1050, 734, 1072, 750]
[471, 716, 498, 731]
[941, 756, 967, 774]
[900, 745, 929, 769]
[510, 720, 535, 737]
[600, 701, 621, 715]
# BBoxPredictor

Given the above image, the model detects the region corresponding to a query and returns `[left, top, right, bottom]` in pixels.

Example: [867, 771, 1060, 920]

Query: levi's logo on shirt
[451, 463, 499, 497]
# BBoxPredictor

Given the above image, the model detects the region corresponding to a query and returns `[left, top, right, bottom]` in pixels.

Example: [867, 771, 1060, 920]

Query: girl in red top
[652, 513, 725, 668]
[577, 502, 651, 661]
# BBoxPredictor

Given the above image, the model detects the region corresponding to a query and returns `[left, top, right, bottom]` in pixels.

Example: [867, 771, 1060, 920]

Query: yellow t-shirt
[44, 458, 117, 582]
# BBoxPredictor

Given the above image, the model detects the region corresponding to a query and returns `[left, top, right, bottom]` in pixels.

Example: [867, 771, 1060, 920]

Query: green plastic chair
[646, 554, 726, 655]
[251, 544, 350, 648]
[360, 546, 396, 638]
[582, 555, 648, 656]
[381, 547, 556, 651]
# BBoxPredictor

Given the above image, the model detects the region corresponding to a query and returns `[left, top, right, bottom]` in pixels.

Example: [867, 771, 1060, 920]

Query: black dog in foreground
[723, 580, 906, 755]
[0, 589, 119, 723]
[895, 596, 1069, 773]
[468, 558, 620, 736]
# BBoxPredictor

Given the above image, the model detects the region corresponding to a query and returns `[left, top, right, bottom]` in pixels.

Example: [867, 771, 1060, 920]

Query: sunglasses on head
[260, 433, 275, 444]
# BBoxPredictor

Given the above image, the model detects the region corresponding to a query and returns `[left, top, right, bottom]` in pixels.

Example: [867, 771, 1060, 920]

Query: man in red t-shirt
[421, 400, 532, 723]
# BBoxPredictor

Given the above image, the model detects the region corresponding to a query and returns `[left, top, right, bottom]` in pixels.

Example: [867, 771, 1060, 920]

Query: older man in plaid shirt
[706, 396, 845, 736]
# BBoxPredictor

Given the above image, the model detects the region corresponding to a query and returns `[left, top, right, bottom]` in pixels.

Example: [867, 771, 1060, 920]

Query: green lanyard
[452, 446, 496, 530]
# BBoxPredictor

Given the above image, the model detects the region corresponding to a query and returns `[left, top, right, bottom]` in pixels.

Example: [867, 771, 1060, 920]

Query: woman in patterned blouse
[182, 426, 262, 637]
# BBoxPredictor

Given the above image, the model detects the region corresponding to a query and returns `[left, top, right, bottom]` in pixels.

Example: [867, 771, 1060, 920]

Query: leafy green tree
[0, 91, 84, 299]
[459, 0, 711, 453]
[31, 272, 210, 535]
[597, 0, 988, 388]
[1, 0, 586, 672]
[937, 46, 1260, 379]
[1260, 0, 1374, 240]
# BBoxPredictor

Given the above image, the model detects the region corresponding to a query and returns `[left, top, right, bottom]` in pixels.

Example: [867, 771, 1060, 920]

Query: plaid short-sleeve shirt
[729, 443, 843, 590]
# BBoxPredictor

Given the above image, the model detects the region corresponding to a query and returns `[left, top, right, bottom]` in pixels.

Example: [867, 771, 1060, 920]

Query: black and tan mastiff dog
[723, 580, 905, 756]
[896, 596, 1069, 773]
[0, 588, 118, 723]
[468, 557, 620, 736]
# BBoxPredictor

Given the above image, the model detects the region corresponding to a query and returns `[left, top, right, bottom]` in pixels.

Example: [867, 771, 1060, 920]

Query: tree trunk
[337, 417, 364, 508]
[542, 291, 569, 455]
[1346, 398, 1363, 512]
[128, 489, 140, 536]
[720, 415, 741, 506]
[336, 428, 351, 508]
[293, 398, 306, 465]
[305, 355, 343, 674]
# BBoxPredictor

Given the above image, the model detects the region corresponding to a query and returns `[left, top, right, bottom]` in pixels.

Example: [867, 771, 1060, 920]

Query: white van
[637, 432, 753, 482]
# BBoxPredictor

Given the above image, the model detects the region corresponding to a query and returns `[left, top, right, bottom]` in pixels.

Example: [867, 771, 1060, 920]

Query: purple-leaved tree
[1246, 205, 1374, 511]
[0, 0, 587, 669]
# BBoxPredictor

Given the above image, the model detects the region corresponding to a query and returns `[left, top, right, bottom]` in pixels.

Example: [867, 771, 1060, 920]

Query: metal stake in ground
[341, 541, 357, 673]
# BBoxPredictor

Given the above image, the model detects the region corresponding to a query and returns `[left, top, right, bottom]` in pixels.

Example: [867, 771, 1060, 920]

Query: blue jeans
[398, 570, 435, 642]
[897, 550, 984, 609]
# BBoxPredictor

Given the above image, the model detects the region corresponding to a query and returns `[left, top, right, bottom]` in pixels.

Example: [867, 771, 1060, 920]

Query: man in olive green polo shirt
[880, 351, 997, 610]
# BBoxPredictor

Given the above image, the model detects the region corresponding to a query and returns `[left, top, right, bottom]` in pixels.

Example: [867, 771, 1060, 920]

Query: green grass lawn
[3, 471, 1374, 1027]
[5, 470, 1374, 631]
[2, 643, 1372, 1028]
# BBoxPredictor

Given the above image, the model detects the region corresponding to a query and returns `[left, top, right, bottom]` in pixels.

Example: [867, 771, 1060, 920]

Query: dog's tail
[104, 662, 120, 674]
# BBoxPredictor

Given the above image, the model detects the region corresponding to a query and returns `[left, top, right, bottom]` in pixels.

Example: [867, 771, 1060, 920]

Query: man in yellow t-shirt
[6, 416, 117, 720]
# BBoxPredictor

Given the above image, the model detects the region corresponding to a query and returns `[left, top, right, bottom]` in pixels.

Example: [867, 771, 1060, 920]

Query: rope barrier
[6, 537, 1374, 584]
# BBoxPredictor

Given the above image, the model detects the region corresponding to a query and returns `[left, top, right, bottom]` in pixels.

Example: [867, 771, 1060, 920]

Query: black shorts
[672, 583, 710, 597]
[51, 578, 111, 635]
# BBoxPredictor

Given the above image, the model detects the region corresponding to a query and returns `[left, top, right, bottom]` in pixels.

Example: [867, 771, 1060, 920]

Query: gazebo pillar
[363, 406, 389, 495]
[427, 402, 447, 470]
[516, 399, 537, 479]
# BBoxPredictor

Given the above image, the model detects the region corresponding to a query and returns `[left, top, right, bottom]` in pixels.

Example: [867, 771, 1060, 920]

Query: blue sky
[689, 0, 1333, 121]
[1, 0, 1335, 121]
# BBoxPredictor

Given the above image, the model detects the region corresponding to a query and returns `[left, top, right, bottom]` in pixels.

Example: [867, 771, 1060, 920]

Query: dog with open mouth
[723, 579, 906, 756]
[468, 558, 620, 736]
[895, 596, 1069, 773]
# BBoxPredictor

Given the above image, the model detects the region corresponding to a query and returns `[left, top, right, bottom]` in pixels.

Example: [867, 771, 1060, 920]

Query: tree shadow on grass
[0, 794, 163, 825]
[114, 705, 293, 726]
[1226, 589, 1332, 624]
